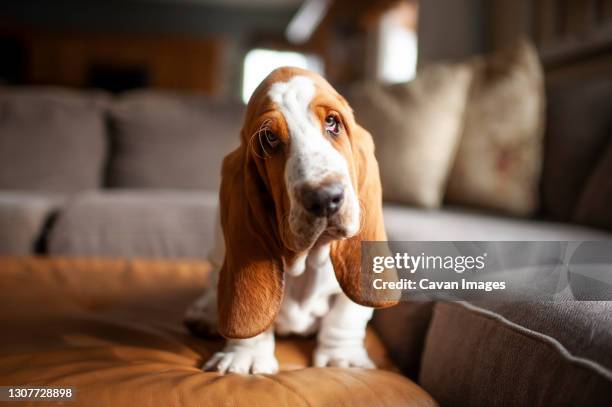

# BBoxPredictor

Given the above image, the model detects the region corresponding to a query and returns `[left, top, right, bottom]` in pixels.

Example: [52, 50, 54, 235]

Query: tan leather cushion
[0, 257, 435, 407]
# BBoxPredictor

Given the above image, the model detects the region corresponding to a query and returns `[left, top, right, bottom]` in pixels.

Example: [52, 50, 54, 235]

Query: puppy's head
[218, 67, 396, 339]
[243, 68, 361, 252]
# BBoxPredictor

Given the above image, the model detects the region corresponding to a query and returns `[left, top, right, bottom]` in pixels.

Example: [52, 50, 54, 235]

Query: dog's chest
[274, 244, 341, 335]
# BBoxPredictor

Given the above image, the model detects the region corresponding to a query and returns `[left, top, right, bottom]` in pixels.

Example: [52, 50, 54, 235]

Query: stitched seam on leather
[448, 301, 612, 383]
[263, 374, 311, 407]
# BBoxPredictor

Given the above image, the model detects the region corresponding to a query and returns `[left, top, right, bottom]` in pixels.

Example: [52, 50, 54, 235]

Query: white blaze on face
[268, 75, 360, 248]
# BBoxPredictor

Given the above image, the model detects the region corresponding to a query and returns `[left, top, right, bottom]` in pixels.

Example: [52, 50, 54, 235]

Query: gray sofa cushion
[575, 139, 612, 231]
[0, 192, 63, 254]
[543, 77, 612, 221]
[0, 87, 108, 192]
[373, 302, 435, 380]
[419, 301, 612, 406]
[108, 91, 243, 191]
[47, 190, 218, 259]
[375, 205, 611, 387]
[383, 205, 612, 241]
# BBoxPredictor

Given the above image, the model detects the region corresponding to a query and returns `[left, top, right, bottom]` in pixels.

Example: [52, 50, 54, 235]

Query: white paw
[184, 290, 218, 336]
[313, 346, 375, 369]
[203, 347, 279, 375]
[204, 331, 278, 375]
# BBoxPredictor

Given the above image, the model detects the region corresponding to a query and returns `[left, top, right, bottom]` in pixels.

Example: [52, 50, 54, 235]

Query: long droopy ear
[330, 124, 399, 308]
[217, 147, 284, 339]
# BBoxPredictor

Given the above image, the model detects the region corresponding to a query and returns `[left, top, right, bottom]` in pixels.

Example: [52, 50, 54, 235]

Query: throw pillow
[445, 40, 545, 216]
[349, 63, 473, 208]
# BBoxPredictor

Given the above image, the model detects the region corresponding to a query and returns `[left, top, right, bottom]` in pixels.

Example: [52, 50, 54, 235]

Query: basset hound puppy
[185, 67, 396, 374]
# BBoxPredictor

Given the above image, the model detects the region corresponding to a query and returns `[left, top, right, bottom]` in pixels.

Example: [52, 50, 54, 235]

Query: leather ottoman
[0, 257, 436, 407]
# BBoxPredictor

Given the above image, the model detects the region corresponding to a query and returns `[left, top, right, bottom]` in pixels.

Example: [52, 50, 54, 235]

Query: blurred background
[1, 0, 610, 97]
[0, 0, 611, 259]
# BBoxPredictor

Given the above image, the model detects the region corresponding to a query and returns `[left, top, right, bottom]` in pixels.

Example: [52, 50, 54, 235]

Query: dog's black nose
[300, 183, 345, 217]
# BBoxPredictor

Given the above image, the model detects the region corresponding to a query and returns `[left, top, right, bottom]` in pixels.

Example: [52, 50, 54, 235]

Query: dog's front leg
[314, 293, 375, 368]
[204, 327, 278, 374]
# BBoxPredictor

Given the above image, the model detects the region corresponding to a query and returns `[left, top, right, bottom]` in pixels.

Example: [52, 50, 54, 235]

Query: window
[242, 48, 323, 103]
[376, 1, 418, 84]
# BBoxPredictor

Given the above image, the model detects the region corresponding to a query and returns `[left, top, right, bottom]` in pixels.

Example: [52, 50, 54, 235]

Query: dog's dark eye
[325, 115, 341, 136]
[264, 130, 280, 148]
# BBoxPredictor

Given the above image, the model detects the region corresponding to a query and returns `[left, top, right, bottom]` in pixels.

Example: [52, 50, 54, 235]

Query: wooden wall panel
[13, 30, 224, 94]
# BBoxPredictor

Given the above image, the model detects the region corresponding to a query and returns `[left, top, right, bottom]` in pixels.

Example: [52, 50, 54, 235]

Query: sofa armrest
[419, 301, 612, 406]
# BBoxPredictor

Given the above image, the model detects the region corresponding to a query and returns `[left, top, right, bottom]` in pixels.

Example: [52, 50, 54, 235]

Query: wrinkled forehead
[267, 76, 317, 131]
[264, 67, 337, 99]
[269, 75, 315, 107]
[244, 69, 347, 125]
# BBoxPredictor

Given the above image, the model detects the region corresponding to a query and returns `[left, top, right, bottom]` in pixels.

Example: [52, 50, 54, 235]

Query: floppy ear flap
[330, 124, 399, 308]
[217, 148, 284, 339]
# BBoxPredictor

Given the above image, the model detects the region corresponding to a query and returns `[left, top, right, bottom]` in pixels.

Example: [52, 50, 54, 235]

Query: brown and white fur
[185, 67, 395, 374]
